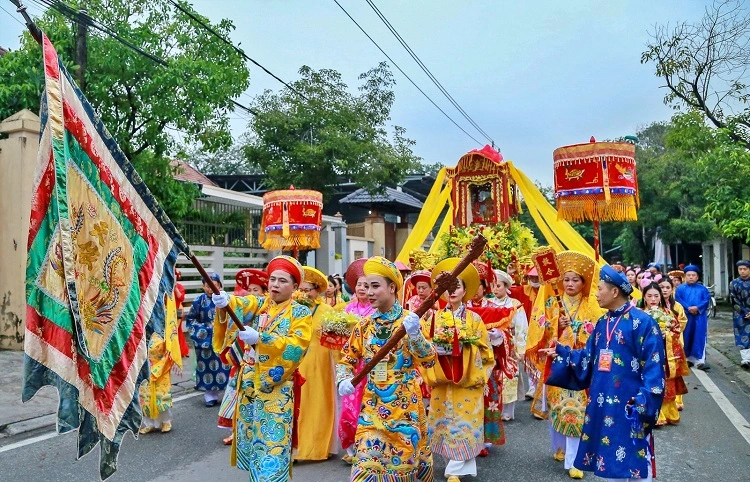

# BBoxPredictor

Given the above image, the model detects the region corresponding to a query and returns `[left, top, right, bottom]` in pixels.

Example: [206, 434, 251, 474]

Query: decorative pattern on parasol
[553, 137, 639, 259]
[553, 137, 638, 223]
[259, 186, 323, 251]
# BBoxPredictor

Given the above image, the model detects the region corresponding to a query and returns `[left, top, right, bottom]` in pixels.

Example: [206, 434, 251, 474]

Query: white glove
[338, 378, 355, 396]
[435, 345, 451, 356]
[212, 290, 229, 308]
[488, 328, 504, 341]
[403, 313, 422, 338]
[237, 327, 259, 345]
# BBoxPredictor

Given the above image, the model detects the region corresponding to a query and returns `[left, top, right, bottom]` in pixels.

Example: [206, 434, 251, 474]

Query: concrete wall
[702, 238, 731, 298]
[0, 110, 41, 350]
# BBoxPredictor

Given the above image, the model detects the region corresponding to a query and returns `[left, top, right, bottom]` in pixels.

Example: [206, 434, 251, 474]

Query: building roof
[171, 160, 217, 187]
[339, 186, 424, 213]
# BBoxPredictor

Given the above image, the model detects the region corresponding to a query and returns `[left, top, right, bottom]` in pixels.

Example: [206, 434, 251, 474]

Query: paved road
[1, 359, 749, 482]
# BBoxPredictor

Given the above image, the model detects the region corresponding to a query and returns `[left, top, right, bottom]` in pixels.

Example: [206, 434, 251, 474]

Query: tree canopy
[642, 0, 750, 246]
[243, 63, 423, 200]
[0, 0, 250, 218]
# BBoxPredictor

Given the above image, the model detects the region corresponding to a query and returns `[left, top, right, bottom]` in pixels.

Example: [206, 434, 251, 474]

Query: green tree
[0, 0, 250, 218]
[188, 135, 264, 176]
[642, 0, 750, 149]
[613, 119, 714, 265]
[668, 111, 750, 242]
[243, 63, 422, 200]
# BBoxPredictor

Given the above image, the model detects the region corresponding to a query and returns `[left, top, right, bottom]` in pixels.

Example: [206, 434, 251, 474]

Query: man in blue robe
[542, 265, 666, 481]
[730, 260, 750, 368]
[674, 264, 711, 369]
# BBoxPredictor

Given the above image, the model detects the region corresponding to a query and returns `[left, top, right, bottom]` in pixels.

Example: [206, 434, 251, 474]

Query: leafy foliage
[438, 220, 538, 269]
[642, 0, 750, 148]
[0, 0, 250, 218]
[243, 63, 422, 200]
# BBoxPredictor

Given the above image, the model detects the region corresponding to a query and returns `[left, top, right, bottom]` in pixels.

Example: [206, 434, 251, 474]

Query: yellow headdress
[302, 266, 328, 293]
[364, 256, 403, 292]
[556, 250, 596, 297]
[431, 257, 480, 302]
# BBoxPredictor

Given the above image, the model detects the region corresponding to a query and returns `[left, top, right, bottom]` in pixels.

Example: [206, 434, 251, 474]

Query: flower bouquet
[292, 290, 314, 308]
[645, 307, 674, 334]
[320, 310, 360, 350]
[432, 312, 481, 352]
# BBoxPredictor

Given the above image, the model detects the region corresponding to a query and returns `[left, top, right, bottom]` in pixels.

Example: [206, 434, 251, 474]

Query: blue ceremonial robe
[546, 304, 666, 480]
[674, 282, 710, 360]
[730, 277, 750, 349]
[186, 294, 230, 391]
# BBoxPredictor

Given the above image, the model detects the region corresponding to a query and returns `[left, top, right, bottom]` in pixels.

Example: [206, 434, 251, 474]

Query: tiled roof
[339, 187, 423, 210]
[171, 160, 217, 186]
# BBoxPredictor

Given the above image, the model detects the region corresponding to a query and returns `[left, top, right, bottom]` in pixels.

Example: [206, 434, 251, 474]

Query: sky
[0, 0, 711, 186]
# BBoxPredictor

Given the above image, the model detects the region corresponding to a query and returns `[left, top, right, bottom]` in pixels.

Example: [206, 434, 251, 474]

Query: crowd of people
[135, 251, 750, 482]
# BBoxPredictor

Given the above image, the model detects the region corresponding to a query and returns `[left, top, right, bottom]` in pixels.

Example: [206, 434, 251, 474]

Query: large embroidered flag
[24, 34, 190, 479]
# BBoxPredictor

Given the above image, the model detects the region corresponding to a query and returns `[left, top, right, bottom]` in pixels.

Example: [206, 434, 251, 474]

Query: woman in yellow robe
[336, 256, 436, 482]
[659, 277, 689, 411]
[212, 256, 312, 482]
[643, 280, 690, 424]
[295, 267, 339, 461]
[526, 251, 604, 480]
[139, 292, 183, 433]
[422, 258, 494, 482]
[326, 275, 348, 310]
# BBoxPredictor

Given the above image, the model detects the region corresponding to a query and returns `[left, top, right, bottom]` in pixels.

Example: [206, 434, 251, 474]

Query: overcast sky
[0, 0, 710, 185]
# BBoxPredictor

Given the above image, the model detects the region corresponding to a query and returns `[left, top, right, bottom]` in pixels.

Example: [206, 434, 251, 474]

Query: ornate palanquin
[445, 145, 519, 227]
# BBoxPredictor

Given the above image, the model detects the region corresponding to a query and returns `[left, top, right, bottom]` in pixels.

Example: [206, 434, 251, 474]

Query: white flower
[488, 401, 500, 412]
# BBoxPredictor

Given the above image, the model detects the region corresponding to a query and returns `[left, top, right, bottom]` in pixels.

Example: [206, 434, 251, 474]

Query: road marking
[0, 431, 59, 454]
[693, 368, 750, 446]
[0, 390, 204, 454]
[173, 390, 204, 403]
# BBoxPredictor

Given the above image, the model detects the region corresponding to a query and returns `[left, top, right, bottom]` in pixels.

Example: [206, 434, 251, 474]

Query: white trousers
[204, 390, 221, 403]
[740, 348, 750, 363]
[445, 458, 477, 477]
[502, 401, 516, 419]
[549, 422, 580, 469]
[142, 408, 172, 429]
[687, 354, 706, 365]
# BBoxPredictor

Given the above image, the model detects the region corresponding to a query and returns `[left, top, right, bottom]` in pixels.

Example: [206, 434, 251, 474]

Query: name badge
[598, 349, 613, 372]
[372, 359, 388, 382]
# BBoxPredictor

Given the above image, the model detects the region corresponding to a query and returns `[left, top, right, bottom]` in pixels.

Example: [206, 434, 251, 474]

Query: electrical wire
[34, 0, 259, 118]
[332, 0, 482, 145]
[166, 0, 311, 104]
[1, 4, 26, 25]
[364, 0, 495, 146]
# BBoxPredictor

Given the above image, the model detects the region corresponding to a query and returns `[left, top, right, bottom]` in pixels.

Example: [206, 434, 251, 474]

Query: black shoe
[696, 363, 710, 371]
[205, 400, 218, 407]
[687, 361, 694, 368]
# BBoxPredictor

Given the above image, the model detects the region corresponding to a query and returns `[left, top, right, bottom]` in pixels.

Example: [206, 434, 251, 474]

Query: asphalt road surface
[1, 362, 749, 481]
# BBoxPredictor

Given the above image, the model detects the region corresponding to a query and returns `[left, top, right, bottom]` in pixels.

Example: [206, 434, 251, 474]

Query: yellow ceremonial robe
[527, 289, 604, 435]
[216, 295, 312, 482]
[296, 299, 339, 460]
[423, 308, 494, 461]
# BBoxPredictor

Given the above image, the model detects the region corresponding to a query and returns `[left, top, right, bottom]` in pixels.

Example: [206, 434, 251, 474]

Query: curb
[0, 382, 199, 440]
[706, 343, 750, 395]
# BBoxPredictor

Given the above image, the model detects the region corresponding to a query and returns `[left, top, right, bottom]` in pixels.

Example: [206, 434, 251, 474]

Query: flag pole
[188, 254, 246, 332]
[8, 0, 42, 42]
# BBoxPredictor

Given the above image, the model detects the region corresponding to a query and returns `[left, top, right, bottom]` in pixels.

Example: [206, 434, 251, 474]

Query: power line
[1, 4, 25, 25]
[332, 0, 482, 145]
[166, 0, 311, 104]
[364, 0, 495, 146]
[34, 0, 259, 119]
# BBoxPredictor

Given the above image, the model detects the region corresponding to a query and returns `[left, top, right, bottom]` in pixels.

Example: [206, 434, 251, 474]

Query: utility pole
[74, 4, 87, 91]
